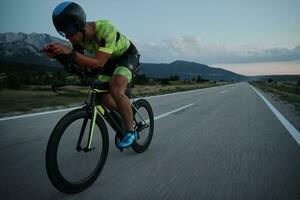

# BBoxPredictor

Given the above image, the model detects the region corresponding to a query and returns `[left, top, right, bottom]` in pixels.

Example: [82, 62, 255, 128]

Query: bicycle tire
[45, 108, 109, 194]
[131, 99, 154, 153]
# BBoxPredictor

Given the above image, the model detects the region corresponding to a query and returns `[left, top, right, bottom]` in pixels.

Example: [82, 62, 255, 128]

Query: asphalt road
[0, 82, 299, 200]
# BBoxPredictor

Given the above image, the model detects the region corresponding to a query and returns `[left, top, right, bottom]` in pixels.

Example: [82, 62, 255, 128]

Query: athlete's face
[67, 32, 83, 45]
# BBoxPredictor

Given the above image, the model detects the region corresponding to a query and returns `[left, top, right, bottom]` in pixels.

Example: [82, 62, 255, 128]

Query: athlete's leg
[96, 74, 118, 111]
[99, 93, 118, 111]
[109, 75, 134, 132]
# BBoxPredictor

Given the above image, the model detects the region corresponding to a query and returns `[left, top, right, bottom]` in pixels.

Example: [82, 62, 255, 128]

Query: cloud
[133, 36, 300, 64]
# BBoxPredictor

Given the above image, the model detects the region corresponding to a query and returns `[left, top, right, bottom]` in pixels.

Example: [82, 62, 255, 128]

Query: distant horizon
[1, 31, 300, 77]
[142, 60, 300, 77]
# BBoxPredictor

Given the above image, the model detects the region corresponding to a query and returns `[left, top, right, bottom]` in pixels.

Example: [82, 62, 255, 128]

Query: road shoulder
[254, 87, 300, 132]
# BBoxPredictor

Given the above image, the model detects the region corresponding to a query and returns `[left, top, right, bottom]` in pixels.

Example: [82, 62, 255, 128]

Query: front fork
[76, 106, 100, 152]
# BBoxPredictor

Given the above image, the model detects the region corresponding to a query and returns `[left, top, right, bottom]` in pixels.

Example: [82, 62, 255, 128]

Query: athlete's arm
[74, 51, 111, 69]
[74, 21, 119, 69]
[50, 43, 111, 69]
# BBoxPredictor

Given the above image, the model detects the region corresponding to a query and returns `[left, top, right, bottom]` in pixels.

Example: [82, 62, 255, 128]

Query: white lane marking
[0, 103, 196, 122]
[250, 85, 300, 146]
[0, 107, 81, 122]
[154, 103, 195, 120]
[0, 84, 231, 121]
[220, 85, 239, 94]
[142, 83, 232, 99]
[143, 103, 195, 124]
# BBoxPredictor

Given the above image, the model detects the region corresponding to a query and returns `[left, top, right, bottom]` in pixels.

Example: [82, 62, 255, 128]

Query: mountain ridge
[1, 32, 299, 81]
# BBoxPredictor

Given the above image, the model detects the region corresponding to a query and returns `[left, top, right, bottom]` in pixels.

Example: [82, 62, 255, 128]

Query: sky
[0, 0, 300, 76]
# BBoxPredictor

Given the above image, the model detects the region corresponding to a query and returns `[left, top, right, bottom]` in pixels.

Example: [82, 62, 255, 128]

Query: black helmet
[52, 2, 86, 37]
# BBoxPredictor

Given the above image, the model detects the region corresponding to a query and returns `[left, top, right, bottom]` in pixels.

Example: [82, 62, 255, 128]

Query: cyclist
[43, 2, 139, 148]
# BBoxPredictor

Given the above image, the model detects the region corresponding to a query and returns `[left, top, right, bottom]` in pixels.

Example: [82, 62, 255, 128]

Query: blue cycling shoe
[117, 131, 138, 148]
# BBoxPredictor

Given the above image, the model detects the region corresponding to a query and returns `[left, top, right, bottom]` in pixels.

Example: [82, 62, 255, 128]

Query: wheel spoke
[131, 99, 154, 153]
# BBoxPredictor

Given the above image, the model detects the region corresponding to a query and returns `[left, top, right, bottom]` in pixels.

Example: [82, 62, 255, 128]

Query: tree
[134, 74, 149, 85]
[196, 75, 203, 83]
[267, 78, 273, 83]
[169, 75, 180, 81]
[7, 74, 21, 90]
[160, 78, 170, 85]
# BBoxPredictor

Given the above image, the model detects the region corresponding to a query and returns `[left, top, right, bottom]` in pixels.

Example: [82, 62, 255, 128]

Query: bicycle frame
[77, 86, 149, 152]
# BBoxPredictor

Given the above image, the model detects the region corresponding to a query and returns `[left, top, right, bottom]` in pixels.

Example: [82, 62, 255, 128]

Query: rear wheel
[45, 108, 109, 194]
[131, 99, 154, 153]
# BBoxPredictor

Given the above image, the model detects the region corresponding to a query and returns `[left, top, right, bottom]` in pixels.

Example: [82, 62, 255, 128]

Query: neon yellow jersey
[80, 20, 130, 59]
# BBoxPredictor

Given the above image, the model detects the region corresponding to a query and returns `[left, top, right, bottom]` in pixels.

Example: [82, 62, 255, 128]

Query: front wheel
[131, 99, 154, 153]
[45, 108, 109, 194]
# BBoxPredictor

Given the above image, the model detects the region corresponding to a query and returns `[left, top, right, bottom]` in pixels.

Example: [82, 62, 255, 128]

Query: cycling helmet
[52, 2, 86, 37]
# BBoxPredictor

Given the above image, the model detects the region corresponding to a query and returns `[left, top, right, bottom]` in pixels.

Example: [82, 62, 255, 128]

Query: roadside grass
[251, 82, 300, 112]
[132, 81, 225, 97]
[0, 81, 229, 115]
[0, 89, 86, 113]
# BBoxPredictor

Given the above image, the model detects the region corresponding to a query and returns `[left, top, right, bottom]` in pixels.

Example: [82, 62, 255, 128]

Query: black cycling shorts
[100, 42, 140, 77]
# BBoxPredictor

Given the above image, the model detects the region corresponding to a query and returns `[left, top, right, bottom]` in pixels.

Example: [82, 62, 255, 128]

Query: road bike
[45, 79, 154, 194]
